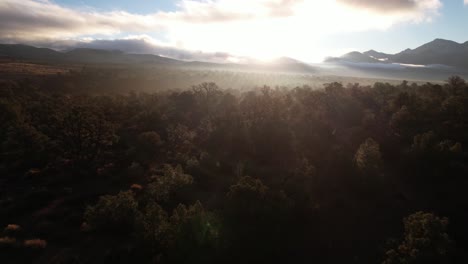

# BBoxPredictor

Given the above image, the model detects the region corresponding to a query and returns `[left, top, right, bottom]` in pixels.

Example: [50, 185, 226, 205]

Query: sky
[1, 0, 467, 63]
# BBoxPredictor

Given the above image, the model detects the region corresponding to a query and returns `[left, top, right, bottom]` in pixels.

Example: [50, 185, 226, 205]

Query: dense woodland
[1, 70, 468, 264]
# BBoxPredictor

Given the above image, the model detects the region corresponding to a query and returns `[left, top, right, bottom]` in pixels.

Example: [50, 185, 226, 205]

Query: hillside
[0, 44, 315, 74]
[326, 38, 468, 69]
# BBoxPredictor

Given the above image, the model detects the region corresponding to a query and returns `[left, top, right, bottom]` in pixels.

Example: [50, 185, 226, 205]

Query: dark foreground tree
[383, 212, 452, 264]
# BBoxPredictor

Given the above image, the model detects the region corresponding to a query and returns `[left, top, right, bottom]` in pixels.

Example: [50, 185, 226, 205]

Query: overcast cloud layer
[337, 0, 427, 12]
[0, 0, 447, 62]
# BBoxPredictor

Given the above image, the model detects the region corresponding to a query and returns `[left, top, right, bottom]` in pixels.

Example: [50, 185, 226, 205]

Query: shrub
[166, 201, 221, 263]
[145, 164, 193, 202]
[136, 131, 163, 164]
[136, 200, 221, 262]
[137, 201, 169, 249]
[383, 212, 452, 264]
[84, 191, 139, 232]
[412, 131, 438, 152]
[354, 138, 383, 175]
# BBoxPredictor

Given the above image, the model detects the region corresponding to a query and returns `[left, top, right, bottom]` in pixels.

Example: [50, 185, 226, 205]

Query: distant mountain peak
[341, 51, 379, 63]
[345, 51, 362, 56]
[324, 51, 381, 64]
[420, 39, 461, 51]
[432, 38, 457, 43]
[386, 38, 468, 68]
[363, 49, 391, 60]
[324, 38, 468, 69]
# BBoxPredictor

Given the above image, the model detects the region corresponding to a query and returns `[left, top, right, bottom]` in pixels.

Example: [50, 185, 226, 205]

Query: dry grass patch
[0, 237, 17, 247]
[24, 239, 47, 249]
[4, 224, 21, 232]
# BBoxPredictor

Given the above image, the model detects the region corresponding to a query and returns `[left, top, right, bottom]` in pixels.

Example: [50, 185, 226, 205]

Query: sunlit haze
[0, 0, 468, 62]
[3, 1, 468, 264]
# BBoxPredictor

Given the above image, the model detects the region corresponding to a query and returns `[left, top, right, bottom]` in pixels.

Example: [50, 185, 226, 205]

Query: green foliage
[441, 96, 467, 119]
[137, 201, 169, 249]
[412, 131, 438, 153]
[0, 99, 21, 130]
[135, 131, 163, 164]
[354, 137, 383, 175]
[226, 176, 269, 214]
[2, 73, 468, 263]
[230, 179, 292, 214]
[84, 191, 140, 232]
[1, 122, 51, 168]
[225, 176, 293, 261]
[59, 105, 117, 161]
[166, 124, 197, 163]
[86, 192, 220, 263]
[145, 164, 193, 202]
[383, 212, 452, 264]
[284, 158, 317, 204]
[391, 105, 413, 135]
[437, 140, 462, 154]
[166, 201, 222, 263]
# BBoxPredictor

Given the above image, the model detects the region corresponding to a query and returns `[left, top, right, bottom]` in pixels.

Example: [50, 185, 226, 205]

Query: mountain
[0, 44, 182, 65]
[325, 51, 380, 63]
[326, 38, 468, 69]
[65, 48, 181, 64]
[0, 44, 315, 73]
[392, 39, 468, 68]
[363, 50, 391, 60]
[0, 44, 62, 61]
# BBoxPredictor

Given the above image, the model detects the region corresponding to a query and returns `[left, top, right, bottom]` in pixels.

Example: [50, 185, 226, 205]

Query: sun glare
[164, 0, 408, 62]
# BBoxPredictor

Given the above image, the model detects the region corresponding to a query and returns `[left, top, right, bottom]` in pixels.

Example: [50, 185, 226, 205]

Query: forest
[1, 70, 468, 264]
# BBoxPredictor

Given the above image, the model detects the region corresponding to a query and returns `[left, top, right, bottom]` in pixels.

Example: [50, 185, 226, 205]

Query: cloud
[338, 0, 418, 12]
[0, 0, 162, 41]
[465, 0, 468, 5]
[159, 0, 304, 23]
[73, 37, 243, 63]
[337, 0, 442, 15]
[0, 0, 443, 62]
[159, 0, 442, 61]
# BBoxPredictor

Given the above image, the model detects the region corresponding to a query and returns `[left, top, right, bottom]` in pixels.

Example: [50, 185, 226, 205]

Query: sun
[164, 1, 351, 63]
[162, 0, 406, 63]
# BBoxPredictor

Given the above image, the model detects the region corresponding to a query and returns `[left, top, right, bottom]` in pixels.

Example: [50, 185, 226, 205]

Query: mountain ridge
[0, 43, 315, 73]
[326, 38, 468, 69]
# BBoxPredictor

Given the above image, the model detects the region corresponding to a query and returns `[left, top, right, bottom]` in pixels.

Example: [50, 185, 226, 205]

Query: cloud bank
[337, 0, 441, 13]
[0, 0, 443, 62]
[0, 0, 162, 42]
[74, 37, 244, 63]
